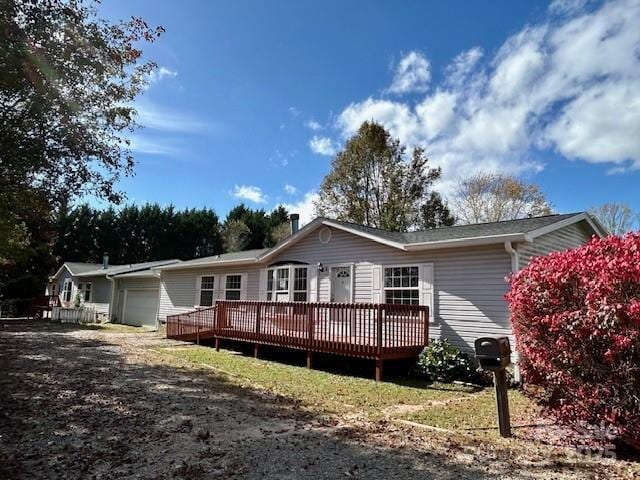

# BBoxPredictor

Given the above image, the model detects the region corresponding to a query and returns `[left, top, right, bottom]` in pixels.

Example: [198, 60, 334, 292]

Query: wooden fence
[167, 300, 429, 380]
[52, 306, 97, 324]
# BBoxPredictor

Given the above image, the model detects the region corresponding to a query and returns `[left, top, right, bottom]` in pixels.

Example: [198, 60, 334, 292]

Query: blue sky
[99, 0, 640, 224]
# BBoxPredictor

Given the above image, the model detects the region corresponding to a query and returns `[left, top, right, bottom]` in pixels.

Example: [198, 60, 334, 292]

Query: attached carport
[112, 271, 161, 329]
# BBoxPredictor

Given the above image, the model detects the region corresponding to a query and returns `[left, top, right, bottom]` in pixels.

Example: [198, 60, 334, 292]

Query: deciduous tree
[451, 173, 553, 224]
[315, 121, 454, 231]
[589, 202, 637, 235]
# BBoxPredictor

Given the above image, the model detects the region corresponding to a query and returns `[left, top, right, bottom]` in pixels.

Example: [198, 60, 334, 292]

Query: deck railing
[166, 300, 429, 358]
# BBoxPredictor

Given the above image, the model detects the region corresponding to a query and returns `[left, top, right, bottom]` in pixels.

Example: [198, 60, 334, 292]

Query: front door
[331, 266, 352, 303]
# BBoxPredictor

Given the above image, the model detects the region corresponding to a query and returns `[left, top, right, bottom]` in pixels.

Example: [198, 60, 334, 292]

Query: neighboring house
[47, 256, 180, 327]
[153, 212, 606, 360]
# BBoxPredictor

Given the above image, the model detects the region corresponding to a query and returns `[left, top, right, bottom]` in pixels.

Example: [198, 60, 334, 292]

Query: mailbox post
[474, 336, 512, 438]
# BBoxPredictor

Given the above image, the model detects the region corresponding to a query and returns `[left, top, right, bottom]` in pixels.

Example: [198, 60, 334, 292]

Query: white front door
[331, 266, 352, 303]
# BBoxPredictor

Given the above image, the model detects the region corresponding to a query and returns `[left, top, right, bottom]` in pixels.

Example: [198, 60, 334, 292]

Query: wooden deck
[166, 300, 429, 380]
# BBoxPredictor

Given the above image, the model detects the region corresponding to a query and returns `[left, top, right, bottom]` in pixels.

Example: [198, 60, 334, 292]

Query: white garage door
[123, 289, 158, 328]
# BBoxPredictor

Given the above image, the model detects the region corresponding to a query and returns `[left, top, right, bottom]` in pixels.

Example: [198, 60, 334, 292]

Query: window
[293, 267, 308, 302]
[83, 283, 92, 302]
[225, 274, 242, 300]
[266, 265, 308, 302]
[199, 276, 215, 306]
[384, 266, 419, 305]
[62, 280, 72, 302]
[51, 284, 56, 295]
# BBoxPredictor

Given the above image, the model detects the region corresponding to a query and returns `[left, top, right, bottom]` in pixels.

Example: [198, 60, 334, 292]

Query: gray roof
[111, 269, 159, 279]
[74, 259, 181, 277]
[64, 262, 105, 275]
[157, 213, 596, 271]
[160, 249, 270, 269]
[327, 213, 584, 245]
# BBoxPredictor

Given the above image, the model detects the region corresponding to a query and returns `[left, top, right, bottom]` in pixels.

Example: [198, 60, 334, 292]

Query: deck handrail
[166, 300, 429, 353]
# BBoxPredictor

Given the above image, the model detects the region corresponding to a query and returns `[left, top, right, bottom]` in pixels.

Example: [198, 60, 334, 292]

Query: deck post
[196, 324, 200, 345]
[375, 357, 383, 382]
[255, 303, 261, 334]
[376, 304, 383, 354]
[215, 337, 220, 351]
[306, 351, 313, 369]
[423, 306, 429, 346]
[254, 344, 260, 359]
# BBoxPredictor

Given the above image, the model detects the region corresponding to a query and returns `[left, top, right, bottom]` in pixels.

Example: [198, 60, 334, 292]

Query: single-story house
[46, 257, 180, 327]
[153, 212, 606, 361]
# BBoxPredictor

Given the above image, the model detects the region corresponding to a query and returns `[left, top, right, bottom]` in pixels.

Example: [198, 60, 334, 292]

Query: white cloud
[136, 102, 215, 134]
[279, 191, 319, 226]
[288, 106, 301, 117]
[305, 119, 322, 130]
[328, 0, 640, 187]
[284, 184, 297, 195]
[309, 136, 337, 156]
[387, 51, 431, 95]
[144, 66, 178, 89]
[128, 135, 183, 156]
[232, 185, 267, 204]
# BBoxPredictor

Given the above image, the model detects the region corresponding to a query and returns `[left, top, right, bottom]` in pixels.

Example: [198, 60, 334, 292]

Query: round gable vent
[319, 226, 332, 244]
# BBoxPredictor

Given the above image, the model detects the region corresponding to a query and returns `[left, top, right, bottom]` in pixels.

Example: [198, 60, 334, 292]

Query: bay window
[266, 265, 308, 301]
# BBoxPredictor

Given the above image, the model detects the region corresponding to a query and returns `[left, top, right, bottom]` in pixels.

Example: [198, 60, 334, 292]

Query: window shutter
[194, 276, 202, 306]
[372, 266, 383, 303]
[259, 268, 268, 301]
[308, 265, 318, 302]
[419, 263, 434, 323]
[240, 273, 248, 300]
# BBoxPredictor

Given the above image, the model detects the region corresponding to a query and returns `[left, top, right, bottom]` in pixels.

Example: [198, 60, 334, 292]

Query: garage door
[123, 289, 158, 328]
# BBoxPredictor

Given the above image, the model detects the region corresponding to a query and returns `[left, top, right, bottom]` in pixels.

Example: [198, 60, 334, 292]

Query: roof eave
[153, 257, 260, 271]
[526, 212, 607, 240]
[258, 218, 406, 263]
[404, 233, 527, 251]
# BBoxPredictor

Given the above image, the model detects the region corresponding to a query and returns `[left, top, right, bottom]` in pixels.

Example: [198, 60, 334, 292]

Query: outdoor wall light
[317, 262, 326, 273]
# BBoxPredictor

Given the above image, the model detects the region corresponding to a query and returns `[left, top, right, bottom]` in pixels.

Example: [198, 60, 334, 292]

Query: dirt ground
[0, 320, 636, 479]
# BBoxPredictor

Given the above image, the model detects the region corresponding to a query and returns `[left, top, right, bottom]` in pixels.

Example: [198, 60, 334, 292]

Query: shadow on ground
[0, 320, 607, 479]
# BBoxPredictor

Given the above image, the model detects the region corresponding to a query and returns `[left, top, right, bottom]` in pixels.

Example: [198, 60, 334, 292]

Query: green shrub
[415, 339, 477, 383]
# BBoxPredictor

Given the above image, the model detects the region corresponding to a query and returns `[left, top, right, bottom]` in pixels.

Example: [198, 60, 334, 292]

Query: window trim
[224, 273, 243, 301]
[197, 275, 216, 307]
[62, 279, 73, 302]
[82, 282, 93, 303]
[382, 264, 420, 305]
[266, 265, 308, 302]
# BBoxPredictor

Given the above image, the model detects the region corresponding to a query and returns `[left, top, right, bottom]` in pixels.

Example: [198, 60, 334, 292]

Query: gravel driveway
[0, 320, 633, 479]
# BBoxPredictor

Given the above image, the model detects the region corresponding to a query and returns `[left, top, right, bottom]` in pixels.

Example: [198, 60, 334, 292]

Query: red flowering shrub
[506, 233, 640, 448]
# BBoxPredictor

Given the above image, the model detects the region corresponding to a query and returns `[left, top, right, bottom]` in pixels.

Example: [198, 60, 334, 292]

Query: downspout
[504, 241, 521, 383]
[106, 274, 116, 322]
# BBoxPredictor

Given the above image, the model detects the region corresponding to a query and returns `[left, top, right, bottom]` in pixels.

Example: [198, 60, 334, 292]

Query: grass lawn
[154, 345, 476, 414]
[405, 388, 541, 436]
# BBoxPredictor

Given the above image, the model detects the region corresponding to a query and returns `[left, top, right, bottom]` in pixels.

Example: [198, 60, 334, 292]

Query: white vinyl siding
[159, 267, 260, 321]
[157, 223, 594, 353]
[517, 221, 594, 270]
[265, 227, 512, 353]
[78, 276, 112, 315]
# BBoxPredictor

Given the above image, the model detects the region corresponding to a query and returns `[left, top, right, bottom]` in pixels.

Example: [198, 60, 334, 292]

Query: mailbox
[474, 336, 511, 370]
